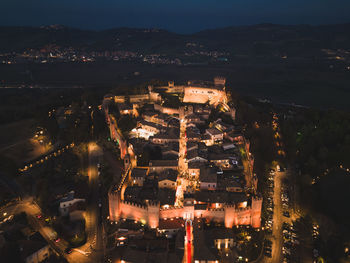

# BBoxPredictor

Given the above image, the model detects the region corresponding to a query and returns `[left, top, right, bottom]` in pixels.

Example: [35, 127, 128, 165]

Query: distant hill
[1, 23, 350, 55]
[1, 23, 350, 110]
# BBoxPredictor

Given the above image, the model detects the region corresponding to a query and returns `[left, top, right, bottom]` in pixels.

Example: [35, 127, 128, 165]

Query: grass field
[0, 119, 35, 149]
[0, 119, 52, 164]
[1, 61, 349, 110]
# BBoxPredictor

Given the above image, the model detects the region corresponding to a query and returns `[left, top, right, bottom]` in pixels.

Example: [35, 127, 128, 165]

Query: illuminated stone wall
[183, 86, 227, 105]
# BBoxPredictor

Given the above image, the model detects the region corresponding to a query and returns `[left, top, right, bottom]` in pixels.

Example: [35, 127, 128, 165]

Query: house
[201, 133, 213, 146]
[222, 142, 236, 151]
[187, 149, 208, 163]
[194, 104, 211, 115]
[208, 153, 234, 169]
[58, 191, 85, 216]
[117, 103, 134, 115]
[213, 118, 234, 133]
[208, 228, 236, 250]
[224, 130, 244, 144]
[141, 120, 163, 133]
[187, 142, 198, 152]
[152, 113, 171, 126]
[149, 160, 178, 173]
[185, 113, 205, 125]
[150, 132, 179, 144]
[136, 120, 163, 139]
[186, 131, 201, 142]
[19, 232, 51, 263]
[142, 111, 157, 122]
[161, 142, 179, 159]
[217, 178, 243, 192]
[158, 169, 178, 189]
[131, 167, 148, 186]
[188, 162, 204, 179]
[193, 229, 219, 263]
[199, 167, 217, 190]
[205, 128, 223, 143]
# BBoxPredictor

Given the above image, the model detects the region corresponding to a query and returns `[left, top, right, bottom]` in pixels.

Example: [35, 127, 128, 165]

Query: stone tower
[224, 204, 236, 228]
[108, 190, 121, 222]
[214, 76, 226, 86]
[147, 201, 160, 228]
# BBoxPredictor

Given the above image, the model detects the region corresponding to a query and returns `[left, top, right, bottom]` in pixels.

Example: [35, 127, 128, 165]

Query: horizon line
[0, 21, 350, 34]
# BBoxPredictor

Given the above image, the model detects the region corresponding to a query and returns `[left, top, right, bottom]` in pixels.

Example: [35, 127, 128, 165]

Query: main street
[176, 118, 189, 206]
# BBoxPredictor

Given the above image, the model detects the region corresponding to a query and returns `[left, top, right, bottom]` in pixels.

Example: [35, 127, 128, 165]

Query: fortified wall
[109, 189, 262, 229]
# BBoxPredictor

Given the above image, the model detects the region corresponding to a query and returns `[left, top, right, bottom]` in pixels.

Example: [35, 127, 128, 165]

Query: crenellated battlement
[208, 208, 225, 212]
[147, 200, 160, 207]
[121, 200, 147, 210]
[160, 205, 183, 211]
[237, 207, 251, 212]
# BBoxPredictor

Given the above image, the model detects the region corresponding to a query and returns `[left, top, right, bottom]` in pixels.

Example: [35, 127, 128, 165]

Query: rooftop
[193, 229, 218, 261]
[206, 128, 223, 136]
[158, 169, 178, 182]
[149, 159, 178, 167]
[131, 167, 148, 178]
[195, 190, 248, 204]
[199, 167, 217, 183]
[158, 218, 184, 230]
[158, 188, 176, 206]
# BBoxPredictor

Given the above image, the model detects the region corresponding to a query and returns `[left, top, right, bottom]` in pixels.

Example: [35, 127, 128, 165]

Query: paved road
[64, 142, 104, 263]
[176, 118, 188, 206]
[260, 169, 287, 263]
[74, 142, 104, 262]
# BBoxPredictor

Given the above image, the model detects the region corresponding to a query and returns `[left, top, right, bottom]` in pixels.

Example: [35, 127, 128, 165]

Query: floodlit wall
[251, 197, 263, 228]
[109, 193, 262, 229]
[119, 201, 148, 223]
[183, 86, 227, 105]
[160, 206, 184, 219]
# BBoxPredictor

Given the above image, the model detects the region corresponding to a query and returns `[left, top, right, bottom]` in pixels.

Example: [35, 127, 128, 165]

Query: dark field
[1, 61, 350, 110]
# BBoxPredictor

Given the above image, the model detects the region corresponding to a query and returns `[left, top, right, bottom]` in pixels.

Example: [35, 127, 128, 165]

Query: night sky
[1, 0, 349, 33]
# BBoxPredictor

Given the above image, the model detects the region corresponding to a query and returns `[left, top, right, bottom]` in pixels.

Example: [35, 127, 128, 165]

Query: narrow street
[176, 118, 188, 206]
[77, 142, 104, 262]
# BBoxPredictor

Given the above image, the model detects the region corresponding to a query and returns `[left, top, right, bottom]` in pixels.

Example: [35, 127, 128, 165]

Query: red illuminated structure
[185, 219, 192, 263]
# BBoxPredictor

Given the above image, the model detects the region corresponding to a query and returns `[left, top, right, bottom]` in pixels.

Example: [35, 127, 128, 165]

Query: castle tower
[108, 190, 121, 222]
[124, 154, 130, 170]
[251, 197, 263, 228]
[147, 201, 160, 228]
[224, 204, 236, 228]
[168, 81, 174, 88]
[214, 76, 226, 86]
